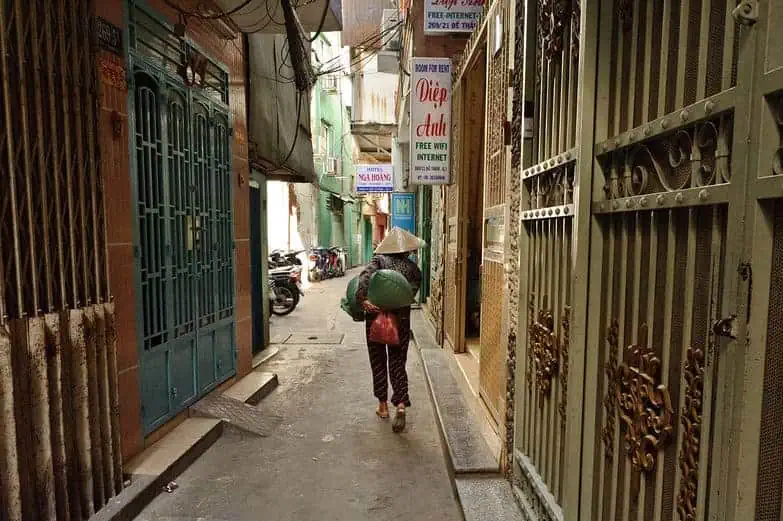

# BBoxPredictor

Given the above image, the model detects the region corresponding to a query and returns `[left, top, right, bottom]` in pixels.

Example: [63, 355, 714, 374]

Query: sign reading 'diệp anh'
[424, 0, 485, 33]
[356, 164, 394, 193]
[410, 58, 451, 185]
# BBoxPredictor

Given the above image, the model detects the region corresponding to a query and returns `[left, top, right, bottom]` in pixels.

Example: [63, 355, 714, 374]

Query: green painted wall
[311, 32, 361, 259]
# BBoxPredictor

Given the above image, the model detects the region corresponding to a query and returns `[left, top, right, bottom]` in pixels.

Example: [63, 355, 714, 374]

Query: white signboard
[356, 164, 394, 193]
[410, 57, 451, 185]
[424, 0, 485, 33]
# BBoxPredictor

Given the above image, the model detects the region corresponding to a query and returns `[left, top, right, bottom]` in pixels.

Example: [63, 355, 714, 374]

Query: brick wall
[409, 1, 467, 58]
[94, 0, 251, 462]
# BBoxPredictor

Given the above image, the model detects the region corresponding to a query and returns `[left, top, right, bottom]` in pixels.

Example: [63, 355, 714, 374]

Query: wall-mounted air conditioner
[326, 157, 339, 175]
[381, 9, 401, 52]
[323, 74, 339, 92]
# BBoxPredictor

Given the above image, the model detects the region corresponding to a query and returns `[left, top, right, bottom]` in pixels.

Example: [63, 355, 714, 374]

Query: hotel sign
[356, 164, 394, 193]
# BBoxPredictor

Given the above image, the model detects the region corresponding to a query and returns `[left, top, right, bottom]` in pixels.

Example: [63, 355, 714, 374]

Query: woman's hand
[363, 301, 381, 313]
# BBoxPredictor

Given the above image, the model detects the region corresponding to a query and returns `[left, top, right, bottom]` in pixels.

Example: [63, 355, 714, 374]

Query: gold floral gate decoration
[602, 322, 674, 473]
[528, 295, 559, 398]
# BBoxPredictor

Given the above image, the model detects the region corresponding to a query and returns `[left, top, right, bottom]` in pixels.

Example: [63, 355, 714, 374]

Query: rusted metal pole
[28, 317, 56, 520]
[84, 307, 105, 509]
[46, 313, 70, 521]
[105, 303, 123, 495]
[0, 325, 21, 521]
[69, 309, 94, 517]
[95, 305, 115, 499]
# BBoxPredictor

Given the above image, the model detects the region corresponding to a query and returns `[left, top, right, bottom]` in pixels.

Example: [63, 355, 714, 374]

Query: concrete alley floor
[135, 270, 462, 521]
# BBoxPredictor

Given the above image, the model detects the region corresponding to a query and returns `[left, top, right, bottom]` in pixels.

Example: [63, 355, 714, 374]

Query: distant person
[356, 227, 424, 432]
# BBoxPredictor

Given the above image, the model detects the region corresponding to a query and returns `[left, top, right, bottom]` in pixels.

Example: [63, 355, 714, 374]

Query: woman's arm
[409, 262, 423, 296]
[355, 256, 383, 304]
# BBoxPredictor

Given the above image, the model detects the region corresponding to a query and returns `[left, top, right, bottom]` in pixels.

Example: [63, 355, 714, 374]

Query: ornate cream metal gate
[514, 0, 582, 511]
[443, 75, 467, 354]
[480, 0, 512, 426]
[513, 1, 783, 521]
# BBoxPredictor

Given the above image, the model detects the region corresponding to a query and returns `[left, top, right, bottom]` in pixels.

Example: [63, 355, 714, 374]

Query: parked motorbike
[269, 249, 304, 269]
[308, 247, 329, 282]
[268, 265, 303, 316]
[328, 247, 346, 277]
[308, 247, 346, 281]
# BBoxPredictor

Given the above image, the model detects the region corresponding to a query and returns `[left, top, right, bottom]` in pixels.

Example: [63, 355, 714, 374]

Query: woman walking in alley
[356, 227, 424, 433]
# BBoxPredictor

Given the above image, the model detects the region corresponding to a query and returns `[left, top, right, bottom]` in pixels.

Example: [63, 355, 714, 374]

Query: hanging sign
[356, 164, 394, 193]
[410, 57, 451, 185]
[391, 193, 416, 235]
[424, 0, 485, 33]
[94, 17, 123, 55]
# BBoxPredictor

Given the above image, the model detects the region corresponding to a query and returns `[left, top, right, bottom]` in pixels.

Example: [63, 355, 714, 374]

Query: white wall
[266, 180, 290, 251]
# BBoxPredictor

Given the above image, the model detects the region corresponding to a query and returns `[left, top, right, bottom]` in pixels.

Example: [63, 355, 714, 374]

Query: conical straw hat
[374, 227, 426, 255]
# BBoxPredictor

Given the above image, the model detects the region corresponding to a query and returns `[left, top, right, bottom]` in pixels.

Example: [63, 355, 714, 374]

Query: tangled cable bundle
[280, 0, 316, 92]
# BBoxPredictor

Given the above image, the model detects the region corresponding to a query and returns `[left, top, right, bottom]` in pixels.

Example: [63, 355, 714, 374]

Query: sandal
[376, 403, 389, 420]
[392, 406, 406, 433]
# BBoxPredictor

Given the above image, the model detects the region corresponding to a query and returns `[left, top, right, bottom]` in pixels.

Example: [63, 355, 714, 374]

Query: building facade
[311, 32, 362, 265]
[0, 1, 334, 518]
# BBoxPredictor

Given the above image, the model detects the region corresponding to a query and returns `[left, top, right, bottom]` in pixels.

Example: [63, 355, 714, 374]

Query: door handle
[712, 315, 737, 339]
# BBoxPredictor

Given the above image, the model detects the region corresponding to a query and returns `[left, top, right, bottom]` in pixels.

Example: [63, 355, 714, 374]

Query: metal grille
[515, 0, 580, 503]
[0, 2, 122, 520]
[588, 2, 738, 510]
[135, 76, 168, 350]
[168, 92, 196, 339]
[130, 4, 229, 105]
[478, 0, 511, 425]
[589, 206, 725, 521]
[214, 116, 234, 320]
[754, 201, 783, 521]
[444, 79, 463, 351]
[604, 0, 738, 139]
[130, 2, 235, 433]
[530, 0, 579, 168]
[519, 174, 574, 502]
[0, 0, 109, 322]
[485, 9, 509, 207]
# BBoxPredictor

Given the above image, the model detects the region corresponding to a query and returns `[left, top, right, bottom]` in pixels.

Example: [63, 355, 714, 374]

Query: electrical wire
[305, 0, 331, 42]
[163, 0, 255, 20]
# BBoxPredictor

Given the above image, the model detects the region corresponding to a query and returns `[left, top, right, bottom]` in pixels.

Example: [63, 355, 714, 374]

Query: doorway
[363, 218, 374, 263]
[129, 4, 236, 434]
[249, 182, 266, 354]
[443, 49, 487, 358]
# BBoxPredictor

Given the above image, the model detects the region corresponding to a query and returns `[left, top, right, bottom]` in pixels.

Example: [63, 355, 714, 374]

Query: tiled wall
[94, 0, 251, 462]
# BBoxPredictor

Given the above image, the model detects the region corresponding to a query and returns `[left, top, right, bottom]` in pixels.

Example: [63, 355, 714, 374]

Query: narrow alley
[134, 273, 462, 521]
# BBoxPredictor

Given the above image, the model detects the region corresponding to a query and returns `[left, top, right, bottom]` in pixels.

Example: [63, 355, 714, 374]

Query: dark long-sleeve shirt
[356, 253, 422, 307]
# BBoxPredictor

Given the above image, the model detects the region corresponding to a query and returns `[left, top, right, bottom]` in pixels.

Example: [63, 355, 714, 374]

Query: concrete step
[92, 418, 223, 521]
[222, 371, 279, 405]
[456, 477, 526, 521]
[251, 346, 280, 369]
[414, 328, 499, 474]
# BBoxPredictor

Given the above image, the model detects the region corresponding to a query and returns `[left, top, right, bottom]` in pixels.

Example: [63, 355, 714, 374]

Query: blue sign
[391, 193, 416, 235]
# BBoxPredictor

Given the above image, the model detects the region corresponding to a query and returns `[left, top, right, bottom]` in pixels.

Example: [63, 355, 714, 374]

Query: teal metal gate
[129, 4, 235, 433]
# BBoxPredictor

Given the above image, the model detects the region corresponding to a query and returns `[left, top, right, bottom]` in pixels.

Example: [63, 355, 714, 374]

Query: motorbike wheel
[271, 286, 297, 316]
